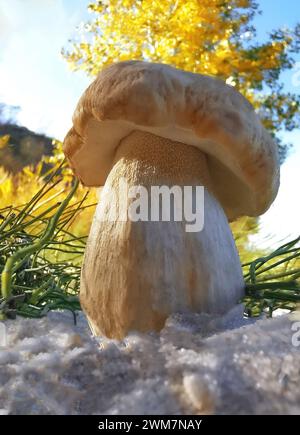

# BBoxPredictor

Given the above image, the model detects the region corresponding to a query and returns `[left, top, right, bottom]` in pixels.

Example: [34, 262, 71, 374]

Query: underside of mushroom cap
[63, 60, 280, 221]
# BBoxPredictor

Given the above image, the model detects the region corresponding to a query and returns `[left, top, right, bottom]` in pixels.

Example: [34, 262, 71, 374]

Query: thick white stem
[80, 131, 244, 339]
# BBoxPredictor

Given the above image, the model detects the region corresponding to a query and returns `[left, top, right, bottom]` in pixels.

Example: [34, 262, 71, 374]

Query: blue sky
[0, 0, 299, 248]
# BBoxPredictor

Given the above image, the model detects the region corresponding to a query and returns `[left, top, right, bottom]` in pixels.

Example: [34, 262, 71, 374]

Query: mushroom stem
[80, 131, 244, 339]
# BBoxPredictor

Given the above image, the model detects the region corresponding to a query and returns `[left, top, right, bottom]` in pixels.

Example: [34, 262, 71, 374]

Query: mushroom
[63, 61, 280, 339]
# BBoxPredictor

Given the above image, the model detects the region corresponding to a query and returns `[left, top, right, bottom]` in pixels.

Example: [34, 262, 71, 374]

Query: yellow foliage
[0, 141, 97, 242]
[64, 0, 285, 90]
[0, 135, 10, 150]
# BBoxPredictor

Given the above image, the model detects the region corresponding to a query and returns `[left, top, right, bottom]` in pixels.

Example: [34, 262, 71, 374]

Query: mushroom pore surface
[80, 130, 245, 339]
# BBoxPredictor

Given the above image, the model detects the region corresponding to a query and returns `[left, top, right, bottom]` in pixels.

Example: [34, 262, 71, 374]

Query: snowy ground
[0, 305, 299, 415]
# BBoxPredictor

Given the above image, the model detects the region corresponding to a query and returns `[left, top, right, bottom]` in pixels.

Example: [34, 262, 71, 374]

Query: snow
[0, 305, 299, 415]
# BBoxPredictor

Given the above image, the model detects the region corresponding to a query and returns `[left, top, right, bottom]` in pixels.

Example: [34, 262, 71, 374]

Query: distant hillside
[0, 123, 54, 174]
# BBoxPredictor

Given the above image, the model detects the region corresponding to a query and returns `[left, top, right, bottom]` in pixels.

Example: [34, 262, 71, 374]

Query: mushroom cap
[63, 60, 280, 220]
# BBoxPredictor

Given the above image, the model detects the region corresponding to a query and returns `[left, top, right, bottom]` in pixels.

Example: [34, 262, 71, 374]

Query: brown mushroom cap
[63, 60, 280, 220]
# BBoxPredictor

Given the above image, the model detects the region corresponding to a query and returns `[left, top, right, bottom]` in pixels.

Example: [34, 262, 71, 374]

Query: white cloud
[251, 130, 300, 249]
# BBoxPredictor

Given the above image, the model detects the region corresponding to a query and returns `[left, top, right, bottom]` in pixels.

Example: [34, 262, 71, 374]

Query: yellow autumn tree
[63, 0, 300, 155]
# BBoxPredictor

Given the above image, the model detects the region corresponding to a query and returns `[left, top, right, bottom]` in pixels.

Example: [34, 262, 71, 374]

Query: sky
[0, 0, 299, 248]
[0, 0, 90, 138]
